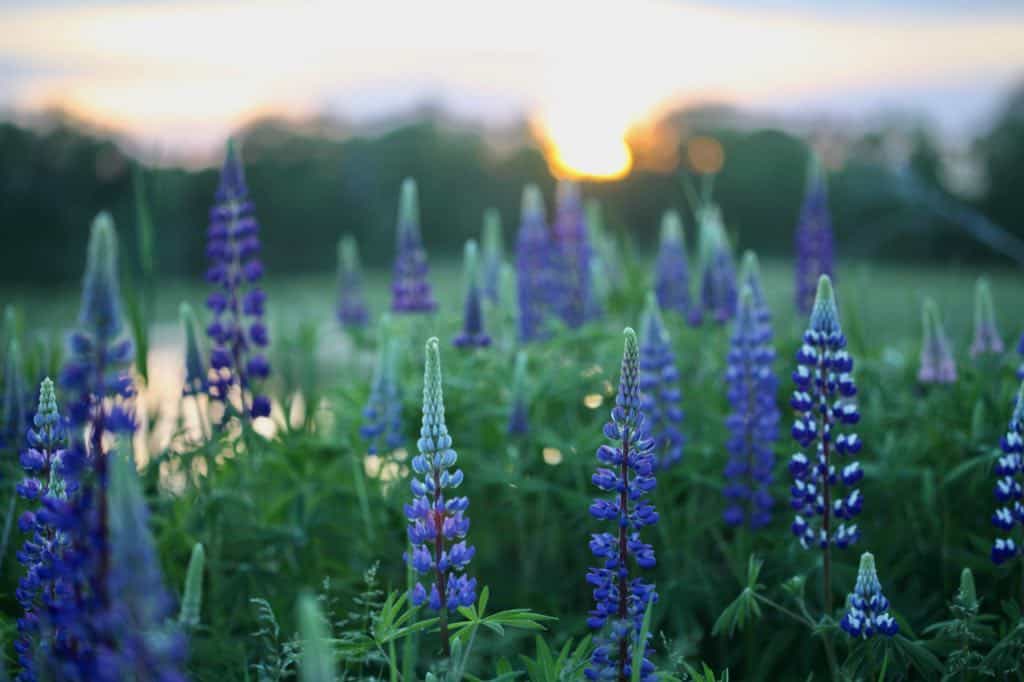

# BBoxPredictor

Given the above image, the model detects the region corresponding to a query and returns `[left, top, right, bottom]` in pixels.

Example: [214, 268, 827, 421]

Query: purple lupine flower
[406, 338, 475, 655]
[205, 140, 272, 419]
[516, 184, 559, 343]
[794, 157, 835, 315]
[391, 178, 437, 314]
[1017, 333, 1024, 380]
[553, 180, 593, 327]
[654, 209, 694, 324]
[790, 275, 863, 552]
[453, 240, 491, 349]
[696, 204, 737, 325]
[970, 277, 1004, 358]
[2, 335, 29, 450]
[840, 552, 898, 638]
[723, 255, 780, 529]
[990, 381, 1023, 565]
[918, 298, 957, 384]
[508, 351, 529, 437]
[337, 235, 370, 329]
[638, 294, 685, 470]
[361, 322, 402, 456]
[586, 328, 658, 682]
[180, 303, 208, 398]
[481, 208, 503, 304]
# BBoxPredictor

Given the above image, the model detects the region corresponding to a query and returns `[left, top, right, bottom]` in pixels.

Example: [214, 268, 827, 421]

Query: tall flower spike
[696, 204, 737, 324]
[990, 381, 1023, 565]
[723, 283, 780, 529]
[654, 210, 694, 323]
[391, 178, 437, 314]
[586, 328, 658, 682]
[508, 351, 529, 437]
[638, 294, 685, 470]
[2, 335, 29, 450]
[794, 155, 836, 315]
[970, 277, 1004, 358]
[553, 180, 593, 328]
[406, 339, 475, 638]
[180, 303, 207, 397]
[1017, 332, 1024, 380]
[361, 318, 403, 456]
[453, 240, 491, 349]
[205, 140, 272, 419]
[840, 552, 898, 638]
[586, 199, 623, 292]
[516, 184, 558, 343]
[337, 235, 370, 329]
[481, 209, 504, 304]
[790, 276, 863, 556]
[918, 299, 957, 384]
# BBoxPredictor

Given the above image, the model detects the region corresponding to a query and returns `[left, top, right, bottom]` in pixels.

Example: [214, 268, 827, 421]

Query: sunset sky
[2, 0, 1022, 172]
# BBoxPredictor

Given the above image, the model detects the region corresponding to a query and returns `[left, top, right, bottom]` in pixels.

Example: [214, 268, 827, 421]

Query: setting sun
[537, 114, 633, 181]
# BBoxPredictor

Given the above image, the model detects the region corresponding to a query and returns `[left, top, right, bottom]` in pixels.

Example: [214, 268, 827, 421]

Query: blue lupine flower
[405, 338, 476, 616]
[481, 208, 504, 304]
[205, 140, 272, 419]
[453, 240, 491, 349]
[794, 156, 835, 315]
[2, 335, 29, 450]
[553, 180, 593, 328]
[789, 275, 863, 551]
[990, 381, 1023, 565]
[695, 204, 737, 325]
[970, 277, 1004, 358]
[337, 235, 370, 329]
[1017, 333, 1023, 380]
[654, 210, 694, 324]
[391, 178, 437, 314]
[918, 299, 957, 385]
[180, 303, 208, 397]
[723, 257, 780, 529]
[840, 552, 898, 638]
[508, 351, 529, 437]
[516, 184, 559, 343]
[586, 328, 658, 682]
[361, 320, 403, 456]
[638, 294, 685, 470]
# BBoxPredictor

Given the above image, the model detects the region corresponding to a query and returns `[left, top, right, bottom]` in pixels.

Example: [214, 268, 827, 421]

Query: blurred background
[1, 0, 1023, 289]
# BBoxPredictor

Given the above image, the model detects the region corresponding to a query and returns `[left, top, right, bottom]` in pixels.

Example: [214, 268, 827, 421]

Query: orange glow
[536, 115, 633, 181]
[686, 136, 725, 175]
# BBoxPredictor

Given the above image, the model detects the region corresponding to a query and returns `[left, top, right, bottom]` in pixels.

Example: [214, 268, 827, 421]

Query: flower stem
[617, 427, 631, 682]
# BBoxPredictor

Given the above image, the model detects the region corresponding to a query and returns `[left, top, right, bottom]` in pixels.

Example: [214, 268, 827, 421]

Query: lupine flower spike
[391, 178, 437, 314]
[654, 210, 695, 324]
[516, 184, 558, 342]
[180, 303, 208, 398]
[336, 235, 370, 329]
[696, 204, 737, 324]
[406, 338, 475, 655]
[553, 180, 593, 327]
[840, 553, 898, 638]
[970, 277, 1004, 358]
[508, 351, 529, 437]
[638, 294, 685, 470]
[205, 139, 272, 419]
[790, 276, 862, 613]
[918, 298, 957, 384]
[723, 284, 780, 529]
[361, 317, 403, 456]
[586, 328, 658, 682]
[453, 240, 491, 349]
[794, 155, 835, 315]
[990, 381, 1023, 565]
[1017, 332, 1024, 380]
[481, 208, 503, 304]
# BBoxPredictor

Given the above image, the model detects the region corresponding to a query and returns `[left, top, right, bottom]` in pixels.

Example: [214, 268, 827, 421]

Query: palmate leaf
[519, 634, 592, 682]
[450, 586, 557, 642]
[711, 556, 764, 638]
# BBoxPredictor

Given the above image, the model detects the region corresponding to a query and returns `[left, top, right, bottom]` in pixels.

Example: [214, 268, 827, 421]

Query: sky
[2, 0, 1023, 174]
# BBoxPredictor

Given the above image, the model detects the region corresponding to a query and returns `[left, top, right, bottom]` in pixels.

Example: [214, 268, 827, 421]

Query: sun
[533, 99, 634, 182]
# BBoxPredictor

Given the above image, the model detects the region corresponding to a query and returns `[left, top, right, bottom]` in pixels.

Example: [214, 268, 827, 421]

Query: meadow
[0, 165, 1023, 682]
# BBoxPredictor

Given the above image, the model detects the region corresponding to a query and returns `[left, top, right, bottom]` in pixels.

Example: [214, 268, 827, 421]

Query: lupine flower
[918, 298, 957, 384]
[2, 335, 29, 449]
[453, 240, 491, 349]
[481, 208, 503, 304]
[361, 319, 402, 456]
[391, 178, 437, 314]
[14, 378, 66, 680]
[336, 235, 370, 329]
[970, 277, 1004, 358]
[654, 210, 694, 324]
[638, 294, 685, 470]
[180, 303, 207, 397]
[738, 251, 770, 324]
[794, 156, 835, 315]
[696, 204, 737, 324]
[586, 328, 658, 682]
[553, 180, 593, 327]
[840, 552, 898, 638]
[723, 281, 780, 530]
[508, 351, 529, 437]
[990, 381, 1023, 565]
[1017, 333, 1024, 380]
[790, 275, 863, 551]
[205, 140, 272, 419]
[405, 338, 476, 623]
[516, 184, 559, 343]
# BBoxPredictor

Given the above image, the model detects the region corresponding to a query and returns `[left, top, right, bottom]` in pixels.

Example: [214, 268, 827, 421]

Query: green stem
[388, 639, 399, 682]
[350, 453, 376, 542]
[877, 650, 889, 682]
